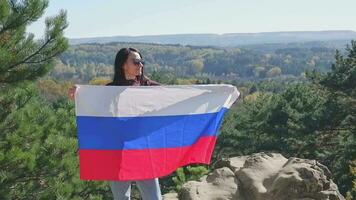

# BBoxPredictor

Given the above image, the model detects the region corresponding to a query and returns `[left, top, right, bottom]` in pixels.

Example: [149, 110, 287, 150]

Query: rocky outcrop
[163, 152, 344, 200]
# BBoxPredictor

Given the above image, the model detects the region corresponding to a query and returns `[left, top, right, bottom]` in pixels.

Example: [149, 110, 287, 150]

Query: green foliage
[149, 70, 178, 85]
[0, 84, 112, 199]
[217, 84, 332, 156]
[345, 161, 356, 200]
[0, 0, 68, 86]
[313, 41, 356, 96]
[171, 166, 209, 192]
[172, 168, 186, 191]
[0, 0, 68, 126]
[308, 40, 355, 196]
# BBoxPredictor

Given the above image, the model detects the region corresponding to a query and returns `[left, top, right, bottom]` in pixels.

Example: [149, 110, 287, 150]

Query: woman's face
[123, 52, 143, 78]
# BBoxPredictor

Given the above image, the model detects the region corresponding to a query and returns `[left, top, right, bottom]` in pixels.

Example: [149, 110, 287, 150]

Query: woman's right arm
[68, 85, 77, 101]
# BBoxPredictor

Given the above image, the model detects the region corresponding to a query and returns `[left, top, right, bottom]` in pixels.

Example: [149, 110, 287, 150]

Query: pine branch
[4, 23, 67, 73]
[0, 1, 46, 35]
[24, 49, 63, 64]
[5, 37, 53, 71]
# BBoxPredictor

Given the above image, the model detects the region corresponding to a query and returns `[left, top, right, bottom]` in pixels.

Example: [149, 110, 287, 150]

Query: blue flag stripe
[77, 107, 228, 150]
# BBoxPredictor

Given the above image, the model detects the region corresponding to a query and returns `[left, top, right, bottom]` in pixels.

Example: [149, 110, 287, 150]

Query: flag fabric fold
[75, 84, 239, 181]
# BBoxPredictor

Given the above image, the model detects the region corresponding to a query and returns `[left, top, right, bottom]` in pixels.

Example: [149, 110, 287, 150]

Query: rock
[179, 167, 240, 200]
[269, 157, 345, 200]
[213, 156, 248, 172]
[228, 156, 249, 173]
[166, 152, 345, 200]
[163, 192, 179, 200]
[236, 152, 288, 199]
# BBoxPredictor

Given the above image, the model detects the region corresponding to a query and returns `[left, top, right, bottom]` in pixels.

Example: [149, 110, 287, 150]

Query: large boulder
[163, 152, 344, 200]
[236, 152, 288, 199]
[269, 157, 343, 200]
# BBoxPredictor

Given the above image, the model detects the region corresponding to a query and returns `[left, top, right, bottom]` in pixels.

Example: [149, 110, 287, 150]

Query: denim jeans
[109, 178, 162, 200]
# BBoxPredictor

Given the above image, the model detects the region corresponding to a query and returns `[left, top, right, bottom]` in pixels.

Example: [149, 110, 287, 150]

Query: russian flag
[75, 84, 239, 181]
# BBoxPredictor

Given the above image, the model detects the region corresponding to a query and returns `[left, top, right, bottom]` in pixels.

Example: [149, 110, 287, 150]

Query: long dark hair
[110, 47, 149, 86]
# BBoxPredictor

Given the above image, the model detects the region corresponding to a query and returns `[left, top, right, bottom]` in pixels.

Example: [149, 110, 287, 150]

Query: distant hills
[69, 30, 356, 47]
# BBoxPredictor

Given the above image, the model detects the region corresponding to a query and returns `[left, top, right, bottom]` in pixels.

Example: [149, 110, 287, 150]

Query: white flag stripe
[75, 84, 239, 117]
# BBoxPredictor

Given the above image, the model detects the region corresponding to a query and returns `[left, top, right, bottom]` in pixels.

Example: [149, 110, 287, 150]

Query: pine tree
[0, 0, 68, 86]
[0, 1, 90, 198]
[308, 40, 356, 196]
[0, 0, 68, 121]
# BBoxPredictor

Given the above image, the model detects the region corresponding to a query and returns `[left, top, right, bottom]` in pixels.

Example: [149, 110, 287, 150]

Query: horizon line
[67, 29, 356, 40]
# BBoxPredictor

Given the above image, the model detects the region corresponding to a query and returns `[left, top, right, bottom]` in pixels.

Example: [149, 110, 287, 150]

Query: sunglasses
[132, 59, 145, 66]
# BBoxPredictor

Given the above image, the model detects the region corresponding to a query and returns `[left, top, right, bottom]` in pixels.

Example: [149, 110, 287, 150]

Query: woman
[68, 47, 162, 200]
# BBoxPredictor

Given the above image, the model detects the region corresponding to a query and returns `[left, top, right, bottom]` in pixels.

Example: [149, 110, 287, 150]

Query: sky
[27, 0, 356, 39]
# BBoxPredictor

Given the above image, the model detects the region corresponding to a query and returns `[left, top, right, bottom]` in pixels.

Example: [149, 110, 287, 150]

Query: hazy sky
[28, 0, 356, 38]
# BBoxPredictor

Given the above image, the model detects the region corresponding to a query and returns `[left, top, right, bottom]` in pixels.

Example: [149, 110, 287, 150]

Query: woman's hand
[68, 85, 77, 101]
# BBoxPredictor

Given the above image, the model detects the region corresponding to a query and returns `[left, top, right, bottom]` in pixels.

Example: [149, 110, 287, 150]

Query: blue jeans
[109, 178, 162, 200]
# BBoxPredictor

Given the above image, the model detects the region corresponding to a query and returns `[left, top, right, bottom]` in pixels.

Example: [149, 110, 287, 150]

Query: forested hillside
[51, 42, 338, 84]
